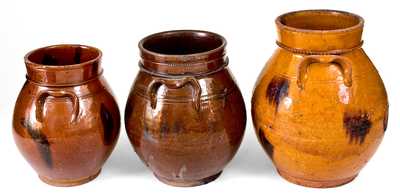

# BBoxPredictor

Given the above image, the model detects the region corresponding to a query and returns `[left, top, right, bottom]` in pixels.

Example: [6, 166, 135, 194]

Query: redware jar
[13, 44, 120, 186]
[251, 10, 388, 188]
[125, 30, 246, 187]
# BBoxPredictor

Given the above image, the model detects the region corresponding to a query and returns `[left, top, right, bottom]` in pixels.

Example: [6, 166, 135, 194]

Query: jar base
[277, 170, 357, 188]
[154, 171, 222, 187]
[39, 169, 101, 187]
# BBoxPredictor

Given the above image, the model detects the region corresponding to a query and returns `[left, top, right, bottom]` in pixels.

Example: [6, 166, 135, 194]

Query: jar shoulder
[258, 48, 381, 82]
[254, 48, 387, 103]
[16, 76, 115, 99]
[252, 48, 388, 125]
[130, 68, 243, 100]
[13, 77, 120, 137]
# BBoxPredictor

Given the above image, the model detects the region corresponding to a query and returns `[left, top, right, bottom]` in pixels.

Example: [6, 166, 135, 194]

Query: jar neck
[25, 44, 102, 86]
[275, 10, 364, 54]
[139, 30, 228, 76]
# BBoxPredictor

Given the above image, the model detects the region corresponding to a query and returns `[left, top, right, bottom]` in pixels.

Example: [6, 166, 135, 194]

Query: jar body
[252, 47, 388, 187]
[125, 68, 246, 186]
[13, 44, 120, 186]
[13, 76, 120, 186]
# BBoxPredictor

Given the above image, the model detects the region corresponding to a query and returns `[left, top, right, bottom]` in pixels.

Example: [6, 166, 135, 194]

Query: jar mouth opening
[139, 30, 226, 57]
[276, 10, 364, 33]
[25, 44, 102, 69]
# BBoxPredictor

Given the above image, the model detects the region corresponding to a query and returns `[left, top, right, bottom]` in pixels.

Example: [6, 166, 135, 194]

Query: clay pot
[13, 44, 120, 186]
[125, 30, 246, 187]
[252, 10, 388, 188]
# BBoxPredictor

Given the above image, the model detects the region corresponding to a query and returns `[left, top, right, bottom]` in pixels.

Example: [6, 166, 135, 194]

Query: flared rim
[25, 44, 102, 70]
[276, 9, 364, 34]
[139, 30, 226, 59]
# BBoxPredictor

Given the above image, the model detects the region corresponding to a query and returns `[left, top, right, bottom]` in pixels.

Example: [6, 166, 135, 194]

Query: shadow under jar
[13, 44, 120, 186]
[125, 30, 246, 187]
[252, 10, 388, 188]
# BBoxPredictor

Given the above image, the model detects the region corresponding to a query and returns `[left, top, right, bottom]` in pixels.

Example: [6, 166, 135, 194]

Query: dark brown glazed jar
[125, 30, 246, 187]
[12, 44, 120, 186]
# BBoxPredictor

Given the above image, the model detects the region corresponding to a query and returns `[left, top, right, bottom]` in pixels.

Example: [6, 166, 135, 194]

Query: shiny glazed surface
[125, 30, 246, 186]
[13, 45, 120, 186]
[252, 10, 388, 188]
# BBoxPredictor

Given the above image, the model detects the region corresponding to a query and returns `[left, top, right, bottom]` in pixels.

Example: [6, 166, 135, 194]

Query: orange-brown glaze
[13, 44, 120, 186]
[252, 10, 388, 188]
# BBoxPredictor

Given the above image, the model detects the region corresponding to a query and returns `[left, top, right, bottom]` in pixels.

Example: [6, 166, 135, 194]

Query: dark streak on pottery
[160, 121, 169, 138]
[100, 103, 114, 145]
[258, 128, 274, 158]
[173, 120, 182, 133]
[14, 44, 120, 186]
[20, 118, 53, 168]
[266, 76, 289, 112]
[343, 111, 372, 144]
[383, 109, 388, 132]
[74, 47, 82, 64]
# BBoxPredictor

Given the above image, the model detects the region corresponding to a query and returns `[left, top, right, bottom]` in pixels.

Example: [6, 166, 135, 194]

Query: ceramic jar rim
[275, 9, 364, 34]
[275, 10, 365, 53]
[138, 30, 228, 76]
[24, 44, 103, 86]
[25, 44, 102, 70]
[139, 30, 226, 59]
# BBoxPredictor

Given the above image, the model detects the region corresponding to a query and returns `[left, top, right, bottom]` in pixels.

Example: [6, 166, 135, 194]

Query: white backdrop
[1, 0, 398, 195]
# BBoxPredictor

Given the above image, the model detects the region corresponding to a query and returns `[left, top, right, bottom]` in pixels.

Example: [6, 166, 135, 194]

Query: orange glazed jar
[251, 10, 388, 188]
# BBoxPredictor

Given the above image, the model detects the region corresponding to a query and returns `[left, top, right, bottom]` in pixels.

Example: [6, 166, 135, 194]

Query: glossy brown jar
[252, 10, 388, 188]
[13, 44, 120, 186]
[125, 30, 246, 187]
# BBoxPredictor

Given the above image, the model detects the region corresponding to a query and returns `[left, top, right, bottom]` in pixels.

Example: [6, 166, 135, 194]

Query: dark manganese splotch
[266, 76, 289, 112]
[173, 120, 183, 134]
[100, 103, 114, 145]
[383, 109, 388, 132]
[343, 111, 372, 144]
[20, 118, 53, 168]
[258, 128, 274, 158]
[160, 121, 169, 138]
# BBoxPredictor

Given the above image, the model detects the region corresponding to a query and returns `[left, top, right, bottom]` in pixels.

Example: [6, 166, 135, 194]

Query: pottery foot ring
[38, 169, 102, 187]
[154, 171, 223, 187]
[277, 170, 357, 188]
